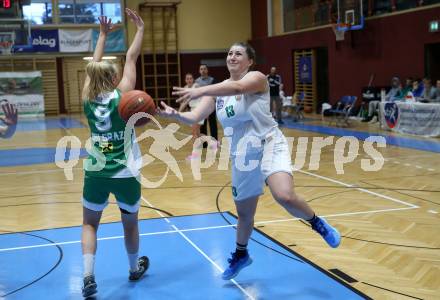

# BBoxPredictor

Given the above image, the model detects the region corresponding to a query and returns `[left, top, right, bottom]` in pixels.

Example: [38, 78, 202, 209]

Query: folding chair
[328, 96, 357, 127]
[321, 103, 332, 121]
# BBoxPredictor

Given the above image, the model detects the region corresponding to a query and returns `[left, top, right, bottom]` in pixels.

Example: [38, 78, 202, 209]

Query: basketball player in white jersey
[159, 42, 340, 280]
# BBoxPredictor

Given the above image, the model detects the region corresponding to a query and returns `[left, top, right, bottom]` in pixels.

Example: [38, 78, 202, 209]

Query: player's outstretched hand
[0, 101, 18, 126]
[157, 101, 179, 119]
[98, 16, 114, 35]
[172, 86, 204, 104]
[125, 8, 144, 30]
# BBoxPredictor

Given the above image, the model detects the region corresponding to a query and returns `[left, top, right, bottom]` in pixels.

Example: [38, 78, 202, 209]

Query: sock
[83, 254, 95, 277]
[235, 243, 248, 258]
[128, 252, 139, 272]
[307, 214, 319, 227]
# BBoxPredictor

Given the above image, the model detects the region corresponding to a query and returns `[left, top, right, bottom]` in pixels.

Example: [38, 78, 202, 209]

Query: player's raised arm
[82, 16, 113, 99]
[172, 71, 267, 104]
[93, 16, 113, 62]
[158, 96, 215, 125]
[117, 8, 144, 93]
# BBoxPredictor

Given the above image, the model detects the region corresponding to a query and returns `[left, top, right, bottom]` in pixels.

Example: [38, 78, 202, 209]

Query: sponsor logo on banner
[0, 71, 44, 118]
[384, 102, 399, 128]
[59, 29, 93, 52]
[31, 29, 59, 52]
[34, 36, 56, 47]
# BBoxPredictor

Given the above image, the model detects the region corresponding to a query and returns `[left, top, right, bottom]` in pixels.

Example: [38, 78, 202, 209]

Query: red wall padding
[249, 6, 440, 104]
[251, 0, 268, 39]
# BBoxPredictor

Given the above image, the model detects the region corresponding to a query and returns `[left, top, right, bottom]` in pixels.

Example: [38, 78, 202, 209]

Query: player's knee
[275, 192, 297, 207]
[237, 209, 254, 224]
[82, 222, 99, 231]
[122, 220, 138, 233]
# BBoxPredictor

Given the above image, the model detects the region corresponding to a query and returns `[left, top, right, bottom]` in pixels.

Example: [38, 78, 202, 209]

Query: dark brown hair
[231, 42, 256, 68]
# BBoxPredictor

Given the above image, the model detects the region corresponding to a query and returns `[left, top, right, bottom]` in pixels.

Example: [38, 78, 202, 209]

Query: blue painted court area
[282, 118, 440, 153]
[15, 117, 85, 131]
[0, 147, 88, 167]
[0, 212, 368, 299]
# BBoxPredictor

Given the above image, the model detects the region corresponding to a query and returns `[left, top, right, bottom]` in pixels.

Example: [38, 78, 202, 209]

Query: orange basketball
[118, 90, 156, 126]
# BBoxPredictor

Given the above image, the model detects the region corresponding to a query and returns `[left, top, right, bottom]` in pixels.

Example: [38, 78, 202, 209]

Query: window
[283, 0, 295, 32]
[22, 0, 53, 25]
[373, 0, 392, 15]
[58, 0, 121, 24]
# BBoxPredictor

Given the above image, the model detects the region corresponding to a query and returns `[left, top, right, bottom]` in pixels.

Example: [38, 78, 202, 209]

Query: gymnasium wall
[126, 0, 251, 82]
[179, 52, 230, 84]
[126, 0, 251, 51]
[251, 0, 268, 39]
[250, 3, 440, 106]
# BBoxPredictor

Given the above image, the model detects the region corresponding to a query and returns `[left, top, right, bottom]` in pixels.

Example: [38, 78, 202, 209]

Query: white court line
[0, 168, 230, 195]
[0, 167, 83, 177]
[0, 156, 224, 178]
[254, 207, 416, 225]
[140, 196, 256, 300]
[294, 168, 419, 209]
[0, 205, 418, 253]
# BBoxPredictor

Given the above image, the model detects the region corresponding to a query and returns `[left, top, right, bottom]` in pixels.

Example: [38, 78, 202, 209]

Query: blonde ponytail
[84, 61, 119, 101]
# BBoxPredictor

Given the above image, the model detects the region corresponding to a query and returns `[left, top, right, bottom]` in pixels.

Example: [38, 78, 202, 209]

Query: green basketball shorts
[82, 175, 141, 213]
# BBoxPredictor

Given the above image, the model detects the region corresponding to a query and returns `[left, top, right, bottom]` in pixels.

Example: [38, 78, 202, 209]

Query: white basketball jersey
[216, 82, 278, 155]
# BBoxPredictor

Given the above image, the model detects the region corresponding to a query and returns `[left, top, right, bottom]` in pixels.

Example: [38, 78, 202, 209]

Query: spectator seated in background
[420, 78, 437, 102]
[280, 85, 294, 118]
[433, 80, 440, 103]
[362, 77, 402, 123]
[289, 91, 305, 121]
[401, 77, 414, 97]
[411, 79, 424, 100]
[359, 85, 387, 119]
[0, 100, 18, 139]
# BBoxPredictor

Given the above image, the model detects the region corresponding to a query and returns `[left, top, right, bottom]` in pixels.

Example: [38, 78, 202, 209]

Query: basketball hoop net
[0, 41, 13, 55]
[331, 23, 349, 42]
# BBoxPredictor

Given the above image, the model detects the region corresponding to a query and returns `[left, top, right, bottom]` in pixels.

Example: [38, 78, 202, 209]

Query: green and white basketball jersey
[83, 89, 141, 178]
[216, 80, 277, 155]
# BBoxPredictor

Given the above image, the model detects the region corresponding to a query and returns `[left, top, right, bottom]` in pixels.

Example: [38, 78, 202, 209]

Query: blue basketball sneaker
[222, 252, 253, 280]
[129, 256, 150, 281]
[82, 274, 97, 298]
[311, 217, 341, 248]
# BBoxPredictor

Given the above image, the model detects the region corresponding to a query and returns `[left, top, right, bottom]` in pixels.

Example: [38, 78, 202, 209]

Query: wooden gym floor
[0, 114, 439, 299]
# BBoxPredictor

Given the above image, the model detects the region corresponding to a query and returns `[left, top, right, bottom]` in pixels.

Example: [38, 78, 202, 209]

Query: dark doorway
[316, 47, 329, 113]
[425, 43, 440, 82]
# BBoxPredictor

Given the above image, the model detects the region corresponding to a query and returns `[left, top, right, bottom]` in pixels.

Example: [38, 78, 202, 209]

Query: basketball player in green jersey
[80, 9, 147, 298]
